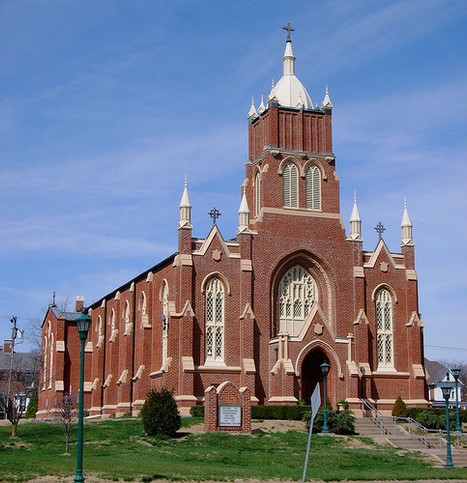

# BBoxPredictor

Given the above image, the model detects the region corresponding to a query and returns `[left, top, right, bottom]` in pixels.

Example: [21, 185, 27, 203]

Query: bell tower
[245, 26, 340, 226]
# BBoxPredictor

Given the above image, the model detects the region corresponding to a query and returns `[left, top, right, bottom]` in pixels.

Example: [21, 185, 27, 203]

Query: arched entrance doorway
[300, 348, 329, 403]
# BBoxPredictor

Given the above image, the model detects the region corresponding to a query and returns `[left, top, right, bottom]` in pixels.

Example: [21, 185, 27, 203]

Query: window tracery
[278, 265, 317, 336]
[205, 278, 224, 362]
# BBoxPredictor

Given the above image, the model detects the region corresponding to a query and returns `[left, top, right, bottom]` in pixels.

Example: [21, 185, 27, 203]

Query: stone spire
[401, 197, 414, 246]
[248, 97, 258, 121]
[349, 192, 362, 241]
[178, 177, 192, 229]
[237, 188, 251, 234]
[321, 85, 333, 109]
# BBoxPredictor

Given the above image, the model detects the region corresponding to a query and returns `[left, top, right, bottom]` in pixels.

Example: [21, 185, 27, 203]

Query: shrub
[140, 388, 181, 437]
[251, 405, 309, 420]
[392, 396, 408, 418]
[304, 408, 355, 435]
[25, 389, 38, 419]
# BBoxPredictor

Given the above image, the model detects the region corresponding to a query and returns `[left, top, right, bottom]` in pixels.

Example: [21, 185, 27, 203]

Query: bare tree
[51, 393, 77, 454]
[0, 354, 37, 437]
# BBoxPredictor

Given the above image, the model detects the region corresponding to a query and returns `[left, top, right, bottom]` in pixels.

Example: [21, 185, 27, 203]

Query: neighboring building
[425, 359, 464, 408]
[38, 29, 428, 418]
[0, 341, 37, 417]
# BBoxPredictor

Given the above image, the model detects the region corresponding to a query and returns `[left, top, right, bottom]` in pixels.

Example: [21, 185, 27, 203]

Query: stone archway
[300, 348, 329, 403]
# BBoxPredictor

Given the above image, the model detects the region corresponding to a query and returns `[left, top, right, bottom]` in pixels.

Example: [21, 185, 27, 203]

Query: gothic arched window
[376, 289, 394, 368]
[205, 278, 225, 362]
[283, 162, 298, 208]
[306, 165, 321, 210]
[278, 266, 317, 336]
[255, 172, 261, 217]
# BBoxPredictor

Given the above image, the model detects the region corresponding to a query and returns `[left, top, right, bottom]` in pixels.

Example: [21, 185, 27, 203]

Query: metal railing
[360, 399, 465, 453]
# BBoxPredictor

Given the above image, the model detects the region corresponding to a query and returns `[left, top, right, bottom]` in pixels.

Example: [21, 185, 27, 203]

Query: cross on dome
[283, 22, 295, 41]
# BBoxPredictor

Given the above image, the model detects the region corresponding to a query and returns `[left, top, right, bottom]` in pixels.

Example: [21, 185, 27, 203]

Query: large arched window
[376, 289, 394, 368]
[162, 281, 169, 365]
[306, 165, 321, 210]
[205, 278, 224, 362]
[278, 266, 317, 336]
[283, 161, 298, 208]
[255, 172, 261, 217]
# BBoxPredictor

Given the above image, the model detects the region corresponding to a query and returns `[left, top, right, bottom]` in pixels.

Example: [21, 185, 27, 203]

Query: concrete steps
[355, 417, 467, 468]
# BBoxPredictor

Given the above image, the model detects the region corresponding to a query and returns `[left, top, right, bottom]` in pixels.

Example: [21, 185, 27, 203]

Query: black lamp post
[320, 361, 330, 434]
[451, 367, 462, 433]
[74, 312, 92, 483]
[440, 382, 455, 469]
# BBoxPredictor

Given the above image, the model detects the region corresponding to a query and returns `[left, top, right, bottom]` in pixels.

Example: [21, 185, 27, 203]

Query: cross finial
[374, 222, 385, 239]
[208, 207, 221, 225]
[283, 22, 295, 41]
[52, 291, 56, 306]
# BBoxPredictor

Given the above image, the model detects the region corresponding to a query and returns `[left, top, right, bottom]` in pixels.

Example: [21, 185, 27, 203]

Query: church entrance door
[300, 349, 329, 403]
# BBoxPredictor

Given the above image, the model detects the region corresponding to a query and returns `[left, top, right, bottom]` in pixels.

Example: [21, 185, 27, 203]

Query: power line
[425, 344, 467, 352]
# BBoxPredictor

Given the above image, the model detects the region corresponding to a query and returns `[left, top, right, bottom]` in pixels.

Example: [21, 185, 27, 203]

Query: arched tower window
[306, 165, 321, 210]
[162, 281, 169, 364]
[278, 266, 317, 336]
[376, 289, 394, 368]
[205, 278, 225, 362]
[255, 172, 261, 216]
[283, 162, 298, 208]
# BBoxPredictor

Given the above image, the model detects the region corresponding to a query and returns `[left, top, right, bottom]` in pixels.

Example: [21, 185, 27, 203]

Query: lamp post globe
[451, 368, 462, 433]
[74, 312, 91, 483]
[440, 382, 454, 469]
[320, 362, 330, 434]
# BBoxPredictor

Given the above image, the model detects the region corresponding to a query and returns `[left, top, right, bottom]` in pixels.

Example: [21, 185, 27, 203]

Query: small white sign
[218, 404, 242, 427]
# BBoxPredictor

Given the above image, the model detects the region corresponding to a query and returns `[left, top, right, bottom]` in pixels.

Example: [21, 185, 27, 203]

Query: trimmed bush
[252, 405, 309, 420]
[140, 388, 181, 437]
[189, 404, 310, 421]
[392, 396, 408, 418]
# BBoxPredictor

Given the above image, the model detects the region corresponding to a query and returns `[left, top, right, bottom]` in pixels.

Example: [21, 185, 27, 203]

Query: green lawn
[0, 418, 466, 482]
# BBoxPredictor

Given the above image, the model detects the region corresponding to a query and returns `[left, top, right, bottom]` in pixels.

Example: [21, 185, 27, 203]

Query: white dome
[268, 40, 313, 109]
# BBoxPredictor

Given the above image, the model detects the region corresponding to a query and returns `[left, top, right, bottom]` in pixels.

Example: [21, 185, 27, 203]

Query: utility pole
[5, 316, 17, 419]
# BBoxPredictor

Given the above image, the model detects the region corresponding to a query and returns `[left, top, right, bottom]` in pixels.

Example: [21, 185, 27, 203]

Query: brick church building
[38, 30, 428, 418]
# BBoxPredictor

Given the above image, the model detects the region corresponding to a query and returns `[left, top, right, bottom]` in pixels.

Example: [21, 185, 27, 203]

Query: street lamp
[320, 362, 330, 434]
[451, 367, 462, 433]
[74, 312, 92, 483]
[439, 382, 455, 469]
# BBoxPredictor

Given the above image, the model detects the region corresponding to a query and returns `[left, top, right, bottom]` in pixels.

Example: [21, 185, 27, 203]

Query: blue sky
[1, 1, 466, 362]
